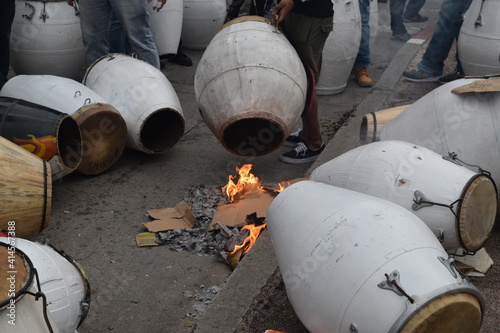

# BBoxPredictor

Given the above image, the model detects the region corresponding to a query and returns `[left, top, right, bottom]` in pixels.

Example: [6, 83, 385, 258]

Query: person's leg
[403, 0, 426, 20]
[113, 0, 160, 69]
[79, 0, 113, 66]
[0, 0, 15, 89]
[390, 0, 407, 35]
[354, 0, 373, 87]
[249, 0, 267, 16]
[225, 0, 246, 22]
[108, 10, 131, 54]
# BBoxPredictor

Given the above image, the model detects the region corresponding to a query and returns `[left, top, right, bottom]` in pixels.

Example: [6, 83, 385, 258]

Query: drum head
[402, 293, 482, 333]
[0, 243, 32, 310]
[459, 174, 497, 252]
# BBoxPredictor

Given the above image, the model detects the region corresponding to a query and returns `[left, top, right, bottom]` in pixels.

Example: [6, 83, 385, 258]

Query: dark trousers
[0, 0, 15, 89]
[226, 0, 268, 21]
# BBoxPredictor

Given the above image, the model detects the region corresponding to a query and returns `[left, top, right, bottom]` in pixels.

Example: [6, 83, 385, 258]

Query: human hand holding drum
[272, 0, 295, 24]
[148, 0, 167, 11]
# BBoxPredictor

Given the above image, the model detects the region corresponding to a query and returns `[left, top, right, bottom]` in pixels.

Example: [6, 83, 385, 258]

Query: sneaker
[283, 128, 307, 147]
[438, 71, 464, 84]
[355, 67, 373, 87]
[403, 14, 429, 23]
[403, 68, 440, 82]
[392, 33, 412, 42]
[280, 142, 325, 164]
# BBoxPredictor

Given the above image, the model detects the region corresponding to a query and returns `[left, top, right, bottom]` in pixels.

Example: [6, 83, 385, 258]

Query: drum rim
[457, 173, 498, 252]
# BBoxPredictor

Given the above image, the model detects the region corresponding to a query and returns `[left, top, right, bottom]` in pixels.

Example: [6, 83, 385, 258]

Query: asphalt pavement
[12, 0, 499, 332]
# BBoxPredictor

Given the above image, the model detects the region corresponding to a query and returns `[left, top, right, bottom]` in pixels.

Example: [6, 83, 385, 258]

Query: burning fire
[222, 164, 263, 202]
[232, 223, 267, 255]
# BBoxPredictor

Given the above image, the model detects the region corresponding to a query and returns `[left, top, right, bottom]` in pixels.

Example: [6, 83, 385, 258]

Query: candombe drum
[267, 181, 484, 333]
[83, 54, 185, 154]
[359, 104, 409, 144]
[458, 0, 500, 76]
[310, 140, 497, 252]
[316, 0, 361, 95]
[194, 17, 307, 156]
[0, 238, 91, 333]
[9, 0, 85, 80]
[0, 97, 82, 180]
[181, 0, 226, 49]
[0, 242, 60, 332]
[147, 0, 183, 55]
[0, 74, 128, 175]
[0, 136, 52, 238]
[379, 78, 500, 204]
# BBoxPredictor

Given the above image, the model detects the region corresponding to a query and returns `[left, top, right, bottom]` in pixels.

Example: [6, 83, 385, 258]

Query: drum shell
[0, 238, 90, 333]
[9, 0, 85, 80]
[0, 74, 128, 175]
[181, 0, 226, 49]
[267, 181, 484, 333]
[147, 0, 183, 55]
[310, 140, 497, 251]
[380, 78, 500, 204]
[83, 54, 185, 154]
[0, 96, 82, 180]
[359, 105, 409, 144]
[0, 136, 52, 238]
[458, 0, 500, 76]
[316, 0, 361, 95]
[194, 17, 307, 156]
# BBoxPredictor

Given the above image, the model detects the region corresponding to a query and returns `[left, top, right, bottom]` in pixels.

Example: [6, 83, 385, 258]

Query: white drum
[458, 0, 500, 76]
[0, 74, 128, 175]
[194, 17, 307, 156]
[9, 0, 85, 80]
[0, 241, 60, 333]
[310, 140, 497, 252]
[267, 181, 484, 333]
[147, 0, 183, 55]
[83, 54, 185, 154]
[181, 0, 227, 49]
[316, 0, 361, 95]
[0, 238, 90, 333]
[380, 78, 500, 205]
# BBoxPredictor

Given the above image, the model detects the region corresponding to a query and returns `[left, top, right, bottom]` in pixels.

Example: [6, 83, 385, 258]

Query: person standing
[354, 0, 373, 87]
[0, 0, 15, 89]
[403, 0, 472, 83]
[390, 0, 427, 41]
[274, 0, 333, 164]
[66, 0, 165, 69]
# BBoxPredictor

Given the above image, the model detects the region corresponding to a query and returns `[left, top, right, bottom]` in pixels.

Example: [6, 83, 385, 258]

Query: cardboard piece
[211, 191, 274, 229]
[136, 232, 159, 247]
[451, 77, 500, 94]
[141, 201, 196, 233]
[452, 248, 494, 275]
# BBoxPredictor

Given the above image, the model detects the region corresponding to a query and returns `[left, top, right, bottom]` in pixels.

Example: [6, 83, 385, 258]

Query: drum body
[0, 97, 82, 180]
[380, 78, 500, 205]
[458, 0, 500, 76]
[359, 105, 409, 144]
[181, 0, 226, 49]
[316, 0, 361, 95]
[9, 0, 85, 80]
[147, 0, 183, 55]
[194, 17, 307, 156]
[267, 181, 484, 333]
[0, 136, 52, 238]
[0, 238, 90, 333]
[0, 74, 128, 175]
[83, 54, 185, 154]
[310, 140, 497, 252]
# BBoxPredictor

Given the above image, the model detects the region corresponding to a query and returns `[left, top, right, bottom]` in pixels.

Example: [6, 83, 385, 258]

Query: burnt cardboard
[141, 201, 196, 232]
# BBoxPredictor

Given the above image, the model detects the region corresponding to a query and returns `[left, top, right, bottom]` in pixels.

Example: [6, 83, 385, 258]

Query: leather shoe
[167, 51, 193, 66]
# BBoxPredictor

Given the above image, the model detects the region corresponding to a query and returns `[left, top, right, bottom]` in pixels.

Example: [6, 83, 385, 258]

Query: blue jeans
[109, 11, 132, 54]
[418, 0, 472, 76]
[390, 0, 425, 35]
[78, 0, 159, 68]
[354, 0, 370, 68]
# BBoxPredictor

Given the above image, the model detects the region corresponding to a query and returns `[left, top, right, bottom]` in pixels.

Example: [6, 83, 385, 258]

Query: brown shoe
[355, 67, 373, 87]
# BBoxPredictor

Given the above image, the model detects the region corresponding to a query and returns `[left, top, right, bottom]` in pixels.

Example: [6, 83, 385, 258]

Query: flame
[222, 164, 263, 202]
[277, 181, 291, 193]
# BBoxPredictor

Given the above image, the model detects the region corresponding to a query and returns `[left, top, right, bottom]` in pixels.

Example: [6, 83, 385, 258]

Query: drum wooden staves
[9, 0, 85, 80]
[267, 181, 484, 333]
[0, 242, 60, 333]
[310, 140, 497, 252]
[0, 74, 128, 175]
[0, 136, 52, 238]
[83, 54, 185, 154]
[194, 16, 307, 156]
[0, 97, 82, 180]
[359, 104, 409, 144]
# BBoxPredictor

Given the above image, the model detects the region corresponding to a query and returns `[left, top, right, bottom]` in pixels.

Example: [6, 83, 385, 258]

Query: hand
[272, 0, 295, 24]
[148, 0, 167, 12]
[66, 0, 74, 6]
